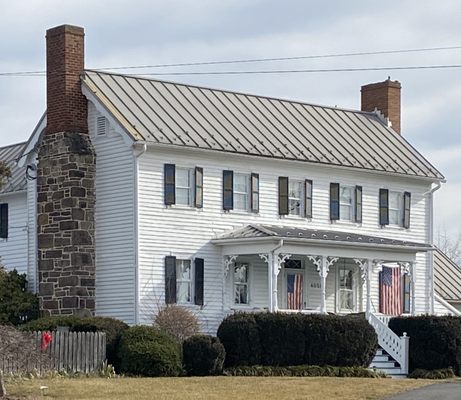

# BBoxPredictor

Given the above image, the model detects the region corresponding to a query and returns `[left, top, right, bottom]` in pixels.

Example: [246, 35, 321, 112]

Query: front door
[286, 272, 303, 310]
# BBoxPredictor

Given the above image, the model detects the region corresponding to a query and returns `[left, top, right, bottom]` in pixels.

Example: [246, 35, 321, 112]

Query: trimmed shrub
[118, 326, 182, 377]
[408, 368, 455, 379]
[224, 365, 386, 378]
[153, 305, 200, 343]
[183, 335, 225, 376]
[217, 313, 261, 367]
[20, 315, 128, 370]
[389, 315, 461, 375]
[0, 267, 39, 325]
[217, 312, 377, 368]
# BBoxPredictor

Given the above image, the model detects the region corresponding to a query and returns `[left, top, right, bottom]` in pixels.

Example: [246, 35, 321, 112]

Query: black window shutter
[330, 183, 340, 221]
[379, 188, 389, 226]
[0, 203, 8, 239]
[355, 185, 363, 223]
[279, 177, 289, 215]
[304, 179, 313, 219]
[165, 256, 177, 304]
[223, 170, 234, 210]
[195, 167, 203, 208]
[194, 258, 204, 306]
[164, 164, 176, 205]
[403, 191, 411, 229]
[250, 173, 259, 213]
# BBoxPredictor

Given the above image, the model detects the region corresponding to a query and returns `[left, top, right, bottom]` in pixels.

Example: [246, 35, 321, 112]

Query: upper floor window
[0, 203, 8, 239]
[164, 164, 203, 208]
[330, 183, 362, 223]
[379, 189, 411, 228]
[223, 170, 259, 213]
[279, 177, 313, 218]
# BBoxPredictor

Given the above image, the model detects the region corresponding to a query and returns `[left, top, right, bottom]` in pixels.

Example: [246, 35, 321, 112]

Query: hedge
[20, 315, 128, 370]
[408, 368, 455, 379]
[224, 365, 386, 378]
[118, 326, 182, 377]
[217, 312, 377, 368]
[182, 335, 225, 376]
[389, 315, 461, 375]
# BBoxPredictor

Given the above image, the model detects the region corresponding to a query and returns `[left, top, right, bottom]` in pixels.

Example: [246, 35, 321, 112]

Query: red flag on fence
[41, 331, 52, 352]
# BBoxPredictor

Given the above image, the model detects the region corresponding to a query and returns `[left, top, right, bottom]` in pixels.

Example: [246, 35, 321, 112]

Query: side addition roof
[82, 70, 443, 181]
[0, 142, 27, 195]
[434, 249, 461, 303]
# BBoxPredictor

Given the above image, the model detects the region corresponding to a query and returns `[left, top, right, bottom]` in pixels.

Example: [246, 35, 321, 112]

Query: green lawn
[6, 376, 435, 400]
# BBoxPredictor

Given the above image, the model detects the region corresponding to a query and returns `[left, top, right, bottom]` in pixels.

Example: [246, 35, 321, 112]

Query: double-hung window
[176, 259, 192, 304]
[234, 263, 249, 305]
[340, 186, 354, 221]
[288, 180, 303, 216]
[164, 164, 203, 208]
[234, 173, 249, 211]
[176, 168, 193, 206]
[338, 265, 355, 312]
[389, 191, 403, 226]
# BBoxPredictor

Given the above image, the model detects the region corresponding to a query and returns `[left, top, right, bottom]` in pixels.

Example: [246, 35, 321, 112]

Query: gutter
[133, 142, 147, 325]
[423, 182, 442, 314]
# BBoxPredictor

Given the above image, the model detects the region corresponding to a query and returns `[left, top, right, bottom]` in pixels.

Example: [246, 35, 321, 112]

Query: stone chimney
[37, 25, 96, 316]
[361, 78, 401, 134]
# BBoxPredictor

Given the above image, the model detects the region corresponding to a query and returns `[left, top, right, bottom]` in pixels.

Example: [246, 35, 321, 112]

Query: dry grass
[6, 376, 435, 400]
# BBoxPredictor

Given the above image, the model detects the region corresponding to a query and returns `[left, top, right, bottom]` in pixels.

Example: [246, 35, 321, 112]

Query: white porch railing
[368, 312, 409, 375]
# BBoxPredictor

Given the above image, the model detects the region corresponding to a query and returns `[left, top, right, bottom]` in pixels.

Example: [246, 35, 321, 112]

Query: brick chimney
[361, 78, 401, 134]
[37, 25, 96, 316]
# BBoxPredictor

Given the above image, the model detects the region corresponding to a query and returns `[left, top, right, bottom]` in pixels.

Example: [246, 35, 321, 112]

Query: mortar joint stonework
[37, 131, 96, 316]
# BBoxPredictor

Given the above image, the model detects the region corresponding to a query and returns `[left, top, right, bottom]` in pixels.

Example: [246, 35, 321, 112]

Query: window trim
[176, 258, 193, 304]
[388, 191, 404, 227]
[233, 173, 250, 211]
[288, 179, 303, 217]
[339, 185, 355, 222]
[175, 167, 194, 207]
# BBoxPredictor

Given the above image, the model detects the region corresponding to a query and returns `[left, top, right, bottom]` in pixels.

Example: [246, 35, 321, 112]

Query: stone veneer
[37, 131, 96, 315]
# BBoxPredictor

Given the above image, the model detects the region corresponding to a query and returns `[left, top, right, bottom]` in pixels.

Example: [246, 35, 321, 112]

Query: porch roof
[212, 224, 432, 252]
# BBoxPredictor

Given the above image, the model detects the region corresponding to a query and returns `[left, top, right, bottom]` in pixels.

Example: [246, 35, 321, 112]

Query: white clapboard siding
[137, 146, 431, 333]
[0, 192, 28, 276]
[89, 103, 136, 324]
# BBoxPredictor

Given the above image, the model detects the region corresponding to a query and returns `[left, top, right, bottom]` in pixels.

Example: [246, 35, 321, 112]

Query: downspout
[423, 181, 442, 314]
[133, 142, 147, 324]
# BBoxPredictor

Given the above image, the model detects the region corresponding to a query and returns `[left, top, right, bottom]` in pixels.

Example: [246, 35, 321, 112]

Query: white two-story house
[0, 24, 457, 375]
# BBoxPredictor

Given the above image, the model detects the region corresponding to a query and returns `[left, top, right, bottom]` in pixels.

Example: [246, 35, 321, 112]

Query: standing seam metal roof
[82, 70, 443, 180]
[434, 249, 461, 302]
[0, 142, 27, 195]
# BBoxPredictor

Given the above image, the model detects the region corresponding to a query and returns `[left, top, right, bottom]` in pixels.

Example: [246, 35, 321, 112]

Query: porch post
[274, 253, 291, 311]
[354, 258, 373, 318]
[223, 255, 238, 312]
[259, 253, 273, 312]
[309, 256, 338, 314]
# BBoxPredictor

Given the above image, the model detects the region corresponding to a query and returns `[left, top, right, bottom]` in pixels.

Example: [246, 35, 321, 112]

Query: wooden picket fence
[0, 331, 106, 375]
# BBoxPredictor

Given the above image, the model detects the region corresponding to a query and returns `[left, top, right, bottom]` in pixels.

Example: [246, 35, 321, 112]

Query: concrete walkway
[387, 382, 461, 400]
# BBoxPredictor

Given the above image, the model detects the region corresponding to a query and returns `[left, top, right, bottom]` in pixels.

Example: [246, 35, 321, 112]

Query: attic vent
[96, 116, 108, 136]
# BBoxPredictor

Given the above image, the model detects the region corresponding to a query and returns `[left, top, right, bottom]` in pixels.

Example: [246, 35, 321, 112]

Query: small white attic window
[96, 116, 108, 136]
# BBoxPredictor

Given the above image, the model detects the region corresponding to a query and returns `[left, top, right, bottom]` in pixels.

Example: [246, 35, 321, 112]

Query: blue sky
[0, 0, 460, 238]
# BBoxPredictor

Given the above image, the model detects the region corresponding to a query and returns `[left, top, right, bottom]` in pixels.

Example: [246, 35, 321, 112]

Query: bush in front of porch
[217, 312, 377, 368]
[389, 315, 461, 375]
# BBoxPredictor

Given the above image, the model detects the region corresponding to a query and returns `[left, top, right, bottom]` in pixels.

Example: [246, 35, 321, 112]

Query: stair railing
[368, 312, 409, 375]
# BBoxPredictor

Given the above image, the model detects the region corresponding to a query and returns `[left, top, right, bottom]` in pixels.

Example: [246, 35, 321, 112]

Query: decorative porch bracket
[398, 262, 416, 315]
[308, 256, 338, 314]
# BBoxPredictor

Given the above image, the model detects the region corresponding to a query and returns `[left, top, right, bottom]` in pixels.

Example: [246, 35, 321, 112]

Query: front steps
[370, 347, 407, 378]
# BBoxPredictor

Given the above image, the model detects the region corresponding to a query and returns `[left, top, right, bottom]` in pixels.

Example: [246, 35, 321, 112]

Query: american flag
[287, 274, 303, 310]
[379, 266, 402, 315]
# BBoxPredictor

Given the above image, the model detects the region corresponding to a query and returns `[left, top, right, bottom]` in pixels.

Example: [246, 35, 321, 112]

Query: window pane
[289, 181, 302, 198]
[340, 204, 351, 221]
[340, 187, 352, 204]
[177, 281, 191, 303]
[339, 269, 353, 290]
[179, 260, 191, 279]
[234, 174, 248, 192]
[235, 284, 248, 304]
[234, 264, 248, 283]
[234, 193, 248, 210]
[340, 290, 354, 310]
[176, 188, 190, 205]
[289, 199, 301, 215]
[176, 168, 190, 187]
